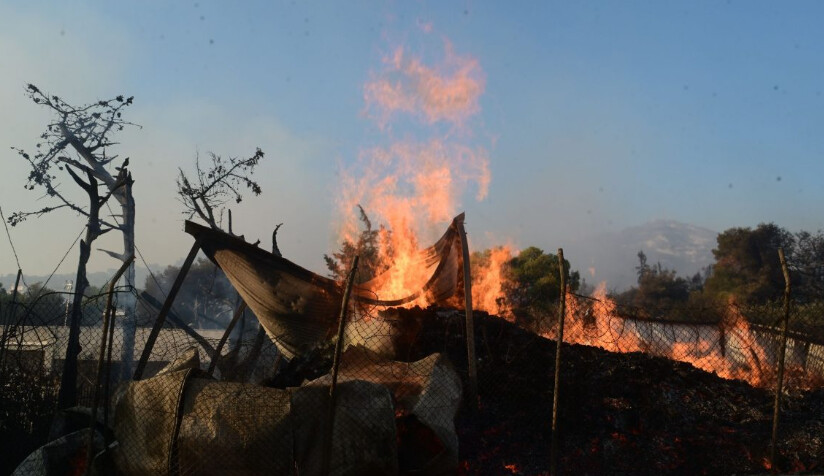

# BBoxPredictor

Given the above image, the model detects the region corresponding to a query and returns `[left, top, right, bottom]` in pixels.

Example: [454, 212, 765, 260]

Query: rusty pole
[134, 240, 201, 380]
[321, 255, 359, 476]
[770, 247, 792, 470]
[550, 248, 567, 476]
[86, 255, 134, 474]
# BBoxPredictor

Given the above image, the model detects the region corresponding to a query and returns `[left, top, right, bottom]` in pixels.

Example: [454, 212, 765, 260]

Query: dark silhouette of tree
[175, 147, 272, 374]
[791, 230, 824, 300]
[703, 223, 794, 304]
[176, 148, 264, 231]
[9, 84, 137, 408]
[615, 251, 699, 321]
[635, 250, 650, 283]
[140, 258, 236, 329]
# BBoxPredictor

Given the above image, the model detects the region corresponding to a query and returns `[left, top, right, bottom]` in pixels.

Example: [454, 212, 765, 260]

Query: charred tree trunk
[61, 125, 138, 381]
[57, 171, 102, 410]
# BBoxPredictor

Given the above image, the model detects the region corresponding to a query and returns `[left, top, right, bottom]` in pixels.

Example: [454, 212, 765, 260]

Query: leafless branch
[177, 148, 264, 230]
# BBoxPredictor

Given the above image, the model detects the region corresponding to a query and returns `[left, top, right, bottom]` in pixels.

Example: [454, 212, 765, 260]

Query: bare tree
[176, 148, 264, 231]
[10, 84, 137, 408]
[176, 148, 273, 376]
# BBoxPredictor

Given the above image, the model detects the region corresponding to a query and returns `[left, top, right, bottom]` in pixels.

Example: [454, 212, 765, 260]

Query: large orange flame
[336, 36, 496, 307]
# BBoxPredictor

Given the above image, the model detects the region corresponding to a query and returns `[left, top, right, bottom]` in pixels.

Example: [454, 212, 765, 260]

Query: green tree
[703, 223, 794, 303]
[502, 246, 579, 329]
[16, 283, 68, 327]
[618, 251, 691, 316]
[791, 230, 824, 300]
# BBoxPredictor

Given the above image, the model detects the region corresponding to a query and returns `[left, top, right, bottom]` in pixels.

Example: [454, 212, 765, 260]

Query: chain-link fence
[2, 265, 824, 475]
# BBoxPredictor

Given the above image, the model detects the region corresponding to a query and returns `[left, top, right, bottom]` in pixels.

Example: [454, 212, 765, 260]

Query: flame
[547, 286, 820, 388]
[503, 463, 520, 474]
[666, 303, 770, 386]
[364, 40, 485, 127]
[549, 283, 645, 353]
[336, 37, 495, 307]
[471, 246, 514, 318]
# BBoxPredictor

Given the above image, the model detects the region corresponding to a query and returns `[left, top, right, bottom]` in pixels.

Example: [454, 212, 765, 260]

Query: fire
[549, 283, 645, 353]
[336, 34, 496, 308]
[364, 40, 485, 127]
[665, 303, 771, 386]
[551, 286, 812, 388]
[471, 246, 514, 318]
[503, 463, 520, 474]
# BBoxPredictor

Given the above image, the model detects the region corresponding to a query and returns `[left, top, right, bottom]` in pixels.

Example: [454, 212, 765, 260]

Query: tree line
[616, 224, 824, 314]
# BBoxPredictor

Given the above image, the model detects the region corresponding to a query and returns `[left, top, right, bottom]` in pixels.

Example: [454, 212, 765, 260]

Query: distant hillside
[567, 220, 718, 292]
[0, 265, 159, 293]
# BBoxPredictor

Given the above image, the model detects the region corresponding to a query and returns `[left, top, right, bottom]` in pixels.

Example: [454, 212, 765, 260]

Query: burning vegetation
[4, 23, 824, 476]
[454, 311, 824, 475]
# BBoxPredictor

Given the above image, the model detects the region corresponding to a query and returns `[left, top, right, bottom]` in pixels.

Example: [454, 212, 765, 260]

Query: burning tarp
[185, 213, 465, 359]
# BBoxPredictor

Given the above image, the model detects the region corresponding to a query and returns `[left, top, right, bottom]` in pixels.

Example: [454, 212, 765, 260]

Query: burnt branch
[177, 148, 264, 230]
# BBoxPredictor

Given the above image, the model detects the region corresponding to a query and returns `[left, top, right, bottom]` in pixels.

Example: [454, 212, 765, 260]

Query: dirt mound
[413, 310, 824, 475]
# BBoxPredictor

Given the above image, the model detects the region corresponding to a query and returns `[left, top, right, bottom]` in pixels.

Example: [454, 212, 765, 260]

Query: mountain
[567, 220, 718, 292]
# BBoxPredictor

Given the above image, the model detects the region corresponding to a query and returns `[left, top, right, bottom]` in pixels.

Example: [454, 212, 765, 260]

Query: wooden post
[550, 248, 567, 476]
[770, 247, 792, 470]
[207, 301, 248, 376]
[134, 241, 200, 380]
[321, 256, 359, 476]
[86, 255, 133, 475]
[457, 220, 479, 409]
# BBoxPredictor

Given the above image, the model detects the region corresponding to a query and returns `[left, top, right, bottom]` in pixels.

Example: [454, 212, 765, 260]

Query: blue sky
[1, 1, 823, 283]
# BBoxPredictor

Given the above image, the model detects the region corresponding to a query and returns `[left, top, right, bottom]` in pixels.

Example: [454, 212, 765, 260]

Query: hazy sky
[1, 1, 823, 283]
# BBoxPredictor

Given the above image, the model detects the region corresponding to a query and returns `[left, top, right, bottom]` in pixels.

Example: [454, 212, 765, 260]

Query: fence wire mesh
[1, 268, 823, 475]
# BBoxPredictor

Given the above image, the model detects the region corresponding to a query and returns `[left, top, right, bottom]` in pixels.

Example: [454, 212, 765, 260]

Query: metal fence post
[770, 247, 792, 470]
[550, 248, 567, 476]
[321, 255, 359, 476]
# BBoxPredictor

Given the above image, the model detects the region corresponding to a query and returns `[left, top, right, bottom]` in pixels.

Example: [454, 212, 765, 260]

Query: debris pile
[443, 311, 824, 475]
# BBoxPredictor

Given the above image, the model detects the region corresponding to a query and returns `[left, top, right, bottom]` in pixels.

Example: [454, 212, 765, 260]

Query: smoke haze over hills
[566, 220, 718, 292]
